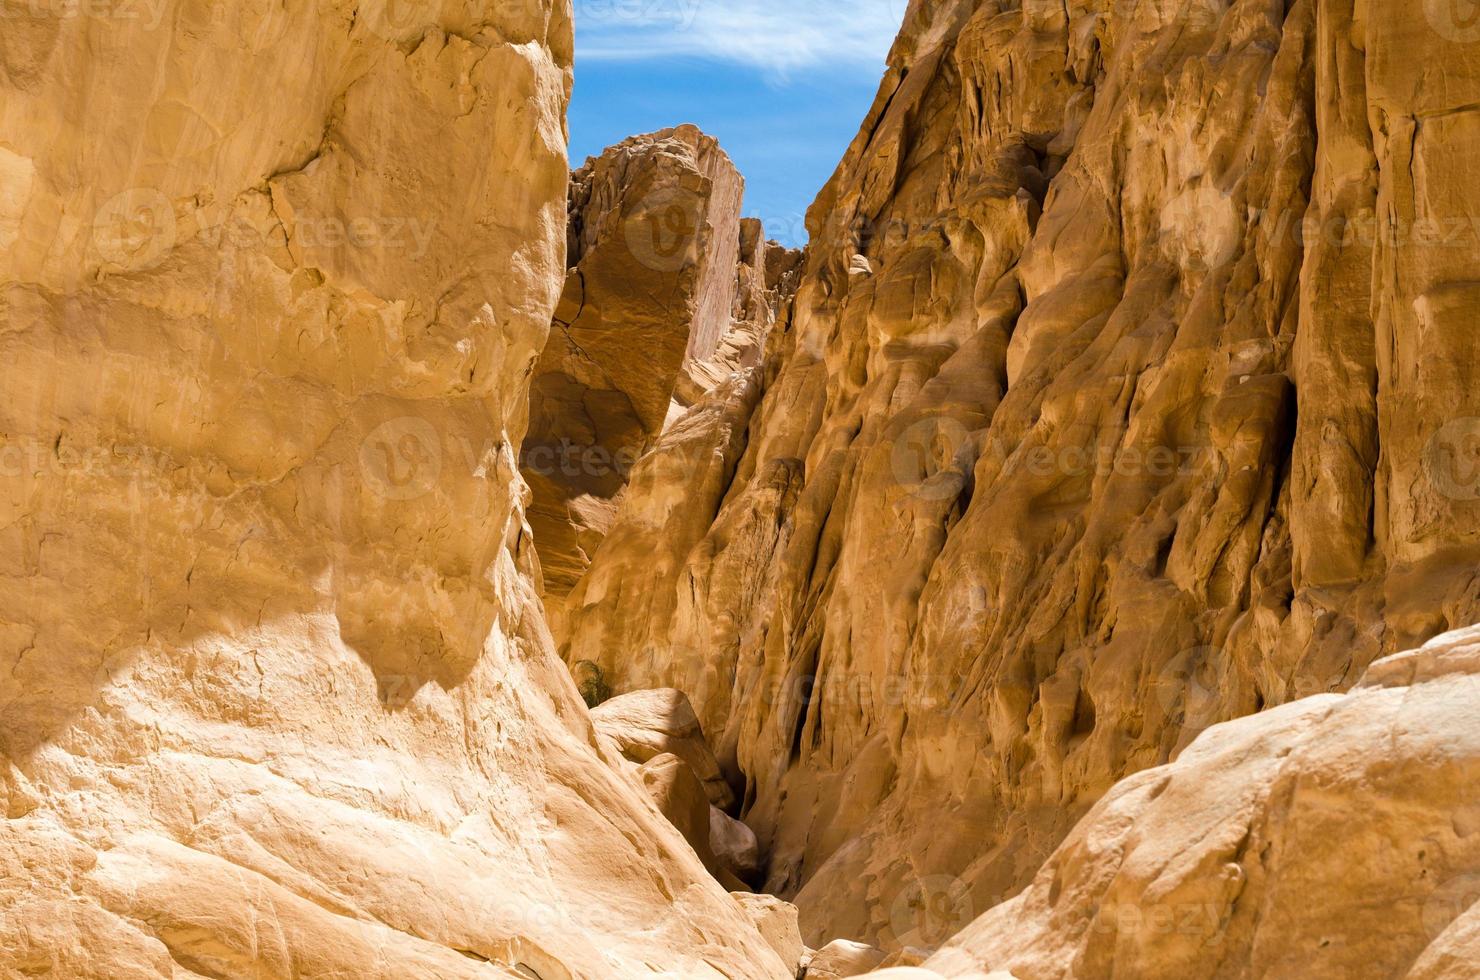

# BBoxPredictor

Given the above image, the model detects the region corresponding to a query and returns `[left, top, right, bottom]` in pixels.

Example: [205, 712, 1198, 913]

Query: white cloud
[574, 0, 905, 76]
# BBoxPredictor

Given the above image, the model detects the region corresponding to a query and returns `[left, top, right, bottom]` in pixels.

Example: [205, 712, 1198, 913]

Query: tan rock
[591, 687, 737, 809]
[0, 2, 789, 976]
[805, 938, 887, 978]
[712, 803, 765, 884]
[556, 0, 1480, 956]
[923, 626, 1480, 978]
[522, 126, 747, 599]
[879, 947, 933, 970]
[733, 891, 806, 977]
[636, 752, 747, 890]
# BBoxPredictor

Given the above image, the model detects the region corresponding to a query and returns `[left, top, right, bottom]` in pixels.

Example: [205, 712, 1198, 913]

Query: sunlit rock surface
[521, 126, 804, 615]
[919, 626, 1480, 978]
[0, 3, 790, 976]
[522, 126, 744, 600]
[559, 0, 1480, 953]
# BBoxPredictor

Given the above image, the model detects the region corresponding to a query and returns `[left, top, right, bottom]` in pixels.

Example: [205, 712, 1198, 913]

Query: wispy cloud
[574, 0, 905, 77]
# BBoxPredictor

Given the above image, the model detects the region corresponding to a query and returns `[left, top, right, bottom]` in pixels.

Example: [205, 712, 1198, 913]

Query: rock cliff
[0, 3, 790, 976]
[523, 126, 801, 625]
[523, 126, 740, 601]
[558, 0, 1480, 953]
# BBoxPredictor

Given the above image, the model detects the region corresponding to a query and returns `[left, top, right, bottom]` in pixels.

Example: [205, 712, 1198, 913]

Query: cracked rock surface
[523, 126, 800, 615]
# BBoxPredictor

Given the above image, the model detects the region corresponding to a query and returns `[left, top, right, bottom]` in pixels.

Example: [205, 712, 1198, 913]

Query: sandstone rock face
[522, 126, 749, 600]
[712, 802, 765, 884]
[591, 688, 771, 889]
[635, 752, 747, 890]
[921, 626, 1480, 978]
[805, 938, 888, 978]
[733, 891, 806, 978]
[558, 0, 1480, 952]
[0, 3, 789, 976]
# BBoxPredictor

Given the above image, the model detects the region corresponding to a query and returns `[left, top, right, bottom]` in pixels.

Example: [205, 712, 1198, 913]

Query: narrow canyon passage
[538, 0, 1480, 971]
[3, 1, 1480, 978]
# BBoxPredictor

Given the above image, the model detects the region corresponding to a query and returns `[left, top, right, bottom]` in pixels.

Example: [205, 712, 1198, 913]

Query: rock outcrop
[557, 0, 1480, 953]
[0, 3, 790, 976]
[733, 891, 807, 977]
[591, 687, 737, 809]
[523, 126, 799, 608]
[805, 938, 889, 978]
[592, 687, 767, 888]
[917, 625, 1480, 977]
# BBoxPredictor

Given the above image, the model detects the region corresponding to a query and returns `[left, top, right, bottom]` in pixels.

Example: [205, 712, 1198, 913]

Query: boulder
[592, 688, 736, 809]
[924, 627, 1480, 977]
[732, 892, 804, 977]
[803, 938, 887, 978]
[711, 804, 764, 884]
[637, 754, 745, 892]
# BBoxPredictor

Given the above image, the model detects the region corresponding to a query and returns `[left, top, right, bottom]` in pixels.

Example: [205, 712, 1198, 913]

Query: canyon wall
[530, 129, 801, 639]
[560, 0, 1480, 951]
[0, 3, 790, 976]
[523, 126, 745, 600]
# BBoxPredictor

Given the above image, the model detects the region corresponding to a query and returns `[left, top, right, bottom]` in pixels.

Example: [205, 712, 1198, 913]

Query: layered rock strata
[558, 0, 1480, 952]
[0, 3, 790, 976]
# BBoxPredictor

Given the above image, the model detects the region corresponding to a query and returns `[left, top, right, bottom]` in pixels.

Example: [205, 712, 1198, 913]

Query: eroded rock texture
[922, 626, 1480, 978]
[523, 126, 802, 608]
[559, 0, 1480, 952]
[0, 3, 789, 976]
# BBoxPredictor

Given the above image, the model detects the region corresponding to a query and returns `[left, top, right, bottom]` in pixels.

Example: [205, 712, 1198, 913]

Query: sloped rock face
[522, 126, 747, 600]
[0, 4, 790, 977]
[559, 0, 1480, 951]
[921, 626, 1480, 978]
[592, 687, 737, 809]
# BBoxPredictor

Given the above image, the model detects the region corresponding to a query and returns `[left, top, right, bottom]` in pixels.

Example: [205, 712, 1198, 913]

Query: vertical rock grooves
[558, 0, 1480, 953]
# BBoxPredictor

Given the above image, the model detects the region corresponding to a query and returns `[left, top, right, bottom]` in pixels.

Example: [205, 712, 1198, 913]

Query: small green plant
[572, 660, 612, 708]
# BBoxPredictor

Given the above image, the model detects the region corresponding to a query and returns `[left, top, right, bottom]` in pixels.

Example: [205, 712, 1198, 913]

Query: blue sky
[568, 0, 904, 247]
